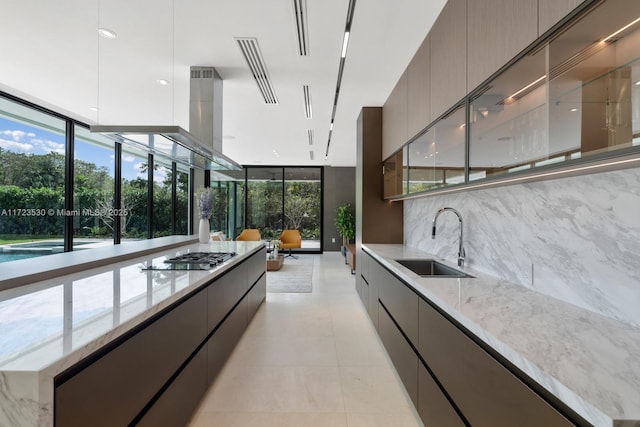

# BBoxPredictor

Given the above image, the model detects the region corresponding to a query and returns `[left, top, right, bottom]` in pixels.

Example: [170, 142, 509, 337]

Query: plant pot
[198, 218, 210, 243]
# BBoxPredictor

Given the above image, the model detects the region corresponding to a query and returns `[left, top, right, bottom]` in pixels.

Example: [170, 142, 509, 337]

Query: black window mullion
[171, 162, 177, 235]
[64, 121, 74, 252]
[147, 153, 154, 239]
[114, 142, 122, 244]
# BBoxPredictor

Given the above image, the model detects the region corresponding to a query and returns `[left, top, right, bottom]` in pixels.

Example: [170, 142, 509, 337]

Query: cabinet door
[378, 302, 418, 407]
[538, 0, 582, 35]
[418, 300, 575, 427]
[467, 0, 538, 90]
[383, 70, 408, 158]
[418, 361, 466, 427]
[208, 264, 246, 332]
[407, 35, 430, 138]
[430, 0, 467, 122]
[248, 273, 266, 321]
[137, 345, 208, 427]
[207, 296, 249, 384]
[376, 262, 418, 346]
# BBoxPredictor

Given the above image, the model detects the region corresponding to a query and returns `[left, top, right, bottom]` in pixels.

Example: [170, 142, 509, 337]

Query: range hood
[90, 67, 241, 171]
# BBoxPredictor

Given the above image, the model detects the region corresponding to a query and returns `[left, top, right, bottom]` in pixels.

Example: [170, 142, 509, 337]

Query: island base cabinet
[137, 346, 208, 427]
[54, 289, 207, 427]
[248, 273, 266, 322]
[418, 299, 575, 427]
[207, 297, 249, 384]
[418, 362, 465, 427]
[378, 302, 418, 407]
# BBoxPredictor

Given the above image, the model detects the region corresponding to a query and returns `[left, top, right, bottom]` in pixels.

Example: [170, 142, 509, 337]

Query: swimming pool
[0, 253, 44, 263]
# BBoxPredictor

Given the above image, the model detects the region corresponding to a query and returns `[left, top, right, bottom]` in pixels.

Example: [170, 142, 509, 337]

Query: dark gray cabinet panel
[418, 362, 465, 427]
[248, 273, 266, 322]
[207, 297, 249, 384]
[55, 289, 207, 427]
[418, 299, 574, 427]
[378, 302, 418, 407]
[376, 261, 418, 345]
[137, 345, 208, 427]
[207, 264, 246, 332]
[247, 247, 267, 287]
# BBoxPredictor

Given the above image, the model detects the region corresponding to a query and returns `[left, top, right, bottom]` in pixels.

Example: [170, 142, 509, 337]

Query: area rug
[266, 255, 313, 293]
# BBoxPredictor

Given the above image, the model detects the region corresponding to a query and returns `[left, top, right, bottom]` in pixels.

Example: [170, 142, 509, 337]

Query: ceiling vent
[303, 85, 312, 118]
[307, 129, 313, 145]
[292, 0, 309, 56]
[309, 150, 314, 161]
[235, 37, 278, 104]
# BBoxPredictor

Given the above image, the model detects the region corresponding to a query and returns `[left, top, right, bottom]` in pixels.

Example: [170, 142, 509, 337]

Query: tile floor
[188, 252, 423, 427]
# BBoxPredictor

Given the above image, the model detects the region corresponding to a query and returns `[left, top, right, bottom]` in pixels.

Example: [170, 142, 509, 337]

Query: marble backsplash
[404, 167, 640, 327]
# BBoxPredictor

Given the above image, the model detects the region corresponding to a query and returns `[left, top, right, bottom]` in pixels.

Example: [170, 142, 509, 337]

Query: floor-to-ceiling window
[209, 170, 244, 240]
[120, 145, 150, 240]
[242, 166, 322, 253]
[73, 126, 115, 244]
[284, 167, 321, 250]
[0, 96, 66, 261]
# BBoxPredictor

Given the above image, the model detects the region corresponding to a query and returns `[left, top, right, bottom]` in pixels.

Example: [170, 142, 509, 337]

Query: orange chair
[236, 229, 261, 241]
[279, 229, 301, 258]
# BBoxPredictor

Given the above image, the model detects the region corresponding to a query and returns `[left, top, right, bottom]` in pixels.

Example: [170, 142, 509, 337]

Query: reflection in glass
[210, 170, 245, 240]
[407, 104, 466, 192]
[175, 164, 189, 235]
[470, 0, 640, 181]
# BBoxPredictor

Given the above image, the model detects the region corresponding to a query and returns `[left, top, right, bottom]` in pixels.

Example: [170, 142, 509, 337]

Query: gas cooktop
[142, 251, 237, 271]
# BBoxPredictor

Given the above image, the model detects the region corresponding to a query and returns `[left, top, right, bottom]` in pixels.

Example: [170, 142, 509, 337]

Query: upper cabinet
[538, 0, 583, 35]
[407, 36, 431, 139]
[467, 0, 538, 90]
[429, 0, 467, 122]
[382, 70, 408, 159]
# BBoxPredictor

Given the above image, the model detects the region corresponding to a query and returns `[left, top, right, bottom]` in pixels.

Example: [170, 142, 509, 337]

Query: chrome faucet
[432, 207, 466, 267]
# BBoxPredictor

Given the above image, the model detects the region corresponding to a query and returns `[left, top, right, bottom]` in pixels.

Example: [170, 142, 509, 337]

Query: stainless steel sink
[395, 259, 473, 278]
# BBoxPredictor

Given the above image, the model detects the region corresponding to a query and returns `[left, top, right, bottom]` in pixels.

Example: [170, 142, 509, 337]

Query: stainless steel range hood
[90, 67, 241, 171]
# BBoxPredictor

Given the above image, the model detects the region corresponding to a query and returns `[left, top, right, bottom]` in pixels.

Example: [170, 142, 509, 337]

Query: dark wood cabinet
[378, 302, 418, 407]
[376, 260, 418, 346]
[418, 361, 465, 427]
[137, 345, 208, 427]
[418, 299, 575, 427]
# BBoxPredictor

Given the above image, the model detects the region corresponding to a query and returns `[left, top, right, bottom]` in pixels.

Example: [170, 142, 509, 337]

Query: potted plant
[334, 203, 355, 255]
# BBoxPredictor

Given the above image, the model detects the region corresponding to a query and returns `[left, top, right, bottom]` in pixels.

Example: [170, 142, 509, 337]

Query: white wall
[404, 166, 640, 326]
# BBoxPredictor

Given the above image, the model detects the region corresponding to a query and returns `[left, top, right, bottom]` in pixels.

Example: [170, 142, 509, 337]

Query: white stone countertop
[363, 244, 640, 427]
[0, 239, 265, 427]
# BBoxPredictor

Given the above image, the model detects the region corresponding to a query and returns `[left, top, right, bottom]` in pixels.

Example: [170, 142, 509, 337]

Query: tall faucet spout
[432, 207, 465, 267]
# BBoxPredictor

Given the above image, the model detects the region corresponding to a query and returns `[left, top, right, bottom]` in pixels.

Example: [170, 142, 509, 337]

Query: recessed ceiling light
[570, 108, 578, 112]
[98, 28, 117, 39]
[156, 79, 170, 86]
[89, 107, 98, 111]
[635, 80, 640, 86]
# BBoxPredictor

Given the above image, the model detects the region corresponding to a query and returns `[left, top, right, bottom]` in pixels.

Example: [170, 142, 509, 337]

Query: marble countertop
[0, 240, 264, 427]
[363, 244, 640, 427]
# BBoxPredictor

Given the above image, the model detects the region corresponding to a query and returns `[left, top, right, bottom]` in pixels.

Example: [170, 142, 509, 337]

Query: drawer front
[376, 261, 418, 345]
[378, 302, 418, 407]
[207, 265, 246, 332]
[418, 361, 466, 427]
[418, 299, 574, 427]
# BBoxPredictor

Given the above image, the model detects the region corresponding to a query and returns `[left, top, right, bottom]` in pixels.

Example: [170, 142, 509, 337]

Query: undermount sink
[395, 259, 473, 278]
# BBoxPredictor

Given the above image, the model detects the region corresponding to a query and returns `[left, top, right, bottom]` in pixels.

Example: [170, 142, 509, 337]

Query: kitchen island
[0, 239, 266, 427]
[361, 244, 640, 427]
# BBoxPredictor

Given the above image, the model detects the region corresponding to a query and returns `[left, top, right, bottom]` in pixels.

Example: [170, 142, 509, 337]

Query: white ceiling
[0, 0, 446, 167]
